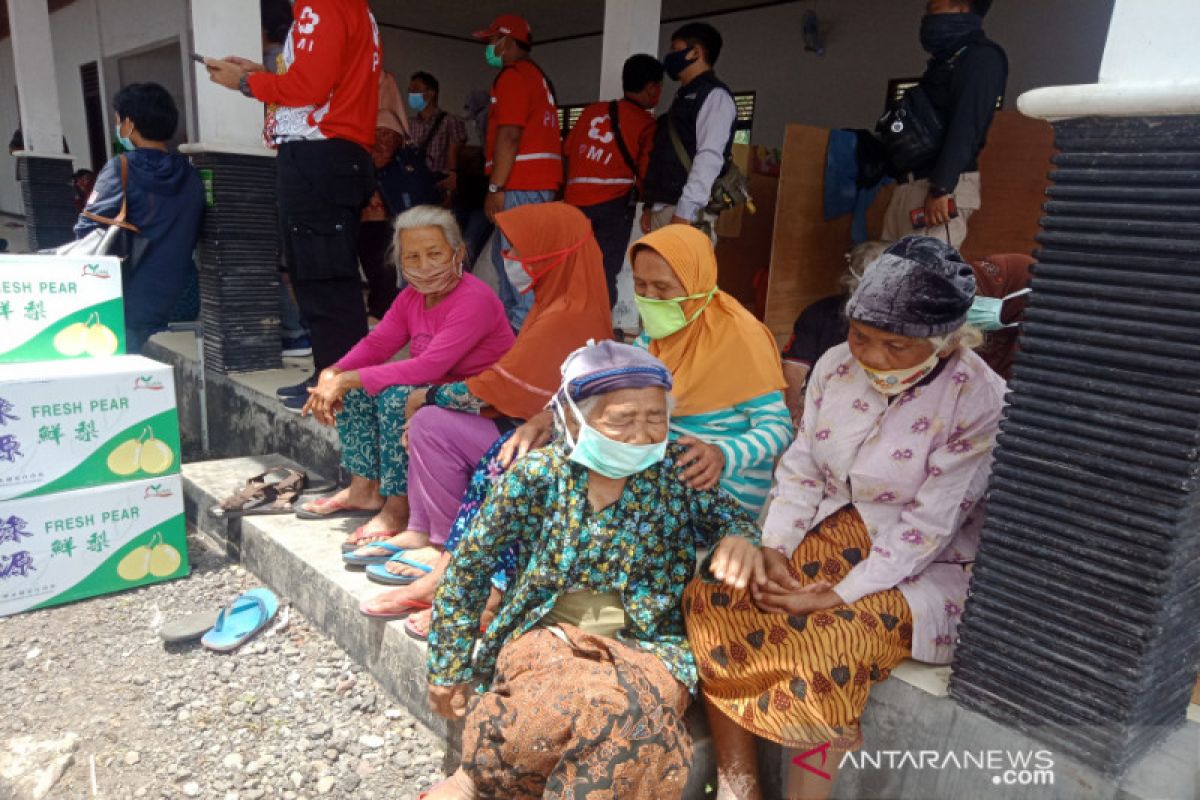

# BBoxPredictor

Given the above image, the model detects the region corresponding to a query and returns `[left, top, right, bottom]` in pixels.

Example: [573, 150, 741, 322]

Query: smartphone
[911, 197, 958, 229]
[190, 53, 208, 65]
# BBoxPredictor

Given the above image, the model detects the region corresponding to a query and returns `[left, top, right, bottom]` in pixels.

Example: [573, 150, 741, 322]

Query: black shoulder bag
[377, 112, 447, 214]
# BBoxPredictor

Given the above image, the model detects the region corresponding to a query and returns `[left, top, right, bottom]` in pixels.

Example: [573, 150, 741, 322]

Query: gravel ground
[0, 530, 446, 799]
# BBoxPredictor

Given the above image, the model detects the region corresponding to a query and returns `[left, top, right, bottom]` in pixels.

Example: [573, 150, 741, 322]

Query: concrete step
[182, 455, 727, 797]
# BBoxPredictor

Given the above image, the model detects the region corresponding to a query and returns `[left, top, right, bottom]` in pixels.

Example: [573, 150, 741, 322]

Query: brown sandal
[211, 468, 307, 517]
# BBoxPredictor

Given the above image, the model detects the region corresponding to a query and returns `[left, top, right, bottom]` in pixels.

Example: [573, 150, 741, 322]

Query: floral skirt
[683, 505, 912, 750]
[335, 386, 418, 496]
[443, 430, 520, 589]
[460, 625, 691, 800]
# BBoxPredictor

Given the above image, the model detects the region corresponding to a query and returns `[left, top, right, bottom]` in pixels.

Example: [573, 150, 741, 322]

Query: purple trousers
[406, 406, 502, 545]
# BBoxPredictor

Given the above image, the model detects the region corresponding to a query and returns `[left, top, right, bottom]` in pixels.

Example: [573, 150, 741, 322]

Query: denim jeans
[491, 189, 556, 330]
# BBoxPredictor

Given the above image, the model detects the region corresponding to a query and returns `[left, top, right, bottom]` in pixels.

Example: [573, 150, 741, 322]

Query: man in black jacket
[881, 0, 1007, 248]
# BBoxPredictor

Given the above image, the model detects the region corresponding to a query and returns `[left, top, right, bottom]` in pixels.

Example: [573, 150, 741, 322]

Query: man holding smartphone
[879, 0, 1007, 248]
[205, 0, 381, 401]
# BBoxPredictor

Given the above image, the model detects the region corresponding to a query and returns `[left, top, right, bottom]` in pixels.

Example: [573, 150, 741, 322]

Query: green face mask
[635, 289, 716, 340]
[485, 43, 504, 68]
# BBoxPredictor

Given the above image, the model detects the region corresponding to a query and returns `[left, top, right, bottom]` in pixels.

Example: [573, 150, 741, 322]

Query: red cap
[472, 14, 532, 46]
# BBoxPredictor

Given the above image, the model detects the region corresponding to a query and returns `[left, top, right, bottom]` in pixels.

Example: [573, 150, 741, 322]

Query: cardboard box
[0, 355, 179, 500]
[0, 254, 125, 363]
[0, 474, 187, 616]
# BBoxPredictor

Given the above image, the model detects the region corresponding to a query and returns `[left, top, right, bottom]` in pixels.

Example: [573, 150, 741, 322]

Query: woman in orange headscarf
[627, 224, 792, 513]
[498, 224, 792, 516]
[356, 202, 611, 615]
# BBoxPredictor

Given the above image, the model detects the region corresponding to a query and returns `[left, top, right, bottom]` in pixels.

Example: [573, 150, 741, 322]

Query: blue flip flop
[342, 541, 405, 568]
[365, 552, 435, 586]
[201, 588, 279, 652]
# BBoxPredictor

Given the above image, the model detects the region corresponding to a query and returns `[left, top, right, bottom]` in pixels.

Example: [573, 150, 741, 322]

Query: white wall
[0, 0, 190, 216]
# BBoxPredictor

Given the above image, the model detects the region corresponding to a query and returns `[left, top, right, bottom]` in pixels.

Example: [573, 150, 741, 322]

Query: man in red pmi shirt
[473, 13, 562, 330]
[206, 0, 381, 393]
[563, 54, 663, 309]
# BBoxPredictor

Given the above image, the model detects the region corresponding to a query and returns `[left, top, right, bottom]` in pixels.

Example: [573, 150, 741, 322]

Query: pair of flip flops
[366, 551, 434, 585]
[342, 541, 406, 567]
[158, 588, 280, 652]
[211, 469, 327, 518]
[295, 494, 380, 521]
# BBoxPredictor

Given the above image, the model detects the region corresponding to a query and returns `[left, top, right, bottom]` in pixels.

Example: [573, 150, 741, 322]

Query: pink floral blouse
[762, 342, 1006, 664]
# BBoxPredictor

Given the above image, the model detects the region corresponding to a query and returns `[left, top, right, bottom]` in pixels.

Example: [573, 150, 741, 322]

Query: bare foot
[353, 529, 430, 556]
[358, 495, 411, 535]
[370, 552, 450, 609]
[300, 479, 383, 515]
[422, 768, 478, 799]
[384, 545, 444, 577]
[406, 607, 432, 638]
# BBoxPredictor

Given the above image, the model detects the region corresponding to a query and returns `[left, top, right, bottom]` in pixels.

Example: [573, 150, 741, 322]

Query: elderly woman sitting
[298, 206, 514, 551]
[422, 341, 763, 800]
[685, 236, 1007, 800]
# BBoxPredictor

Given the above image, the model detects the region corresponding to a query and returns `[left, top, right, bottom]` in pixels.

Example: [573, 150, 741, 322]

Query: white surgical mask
[503, 256, 532, 294]
[554, 393, 668, 479]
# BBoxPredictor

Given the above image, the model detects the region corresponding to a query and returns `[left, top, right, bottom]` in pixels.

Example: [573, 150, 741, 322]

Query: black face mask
[663, 48, 696, 82]
[919, 12, 982, 59]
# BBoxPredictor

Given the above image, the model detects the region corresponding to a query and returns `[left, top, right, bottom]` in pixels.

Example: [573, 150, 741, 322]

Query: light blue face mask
[114, 122, 134, 152]
[966, 288, 1031, 332]
[407, 92, 427, 112]
[555, 392, 667, 479]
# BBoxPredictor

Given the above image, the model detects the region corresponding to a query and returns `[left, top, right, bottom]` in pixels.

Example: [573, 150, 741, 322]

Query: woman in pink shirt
[299, 206, 515, 551]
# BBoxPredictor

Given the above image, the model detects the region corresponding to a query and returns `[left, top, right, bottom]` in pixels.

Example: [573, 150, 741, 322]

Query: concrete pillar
[183, 0, 281, 373]
[599, 0, 662, 102]
[949, 0, 1200, 777]
[10, 0, 66, 155]
[188, 0, 269, 151]
[599, 0, 662, 334]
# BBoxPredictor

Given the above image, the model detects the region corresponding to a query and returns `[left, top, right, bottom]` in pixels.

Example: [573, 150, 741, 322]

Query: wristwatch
[928, 185, 951, 198]
[237, 73, 254, 98]
[488, 183, 504, 193]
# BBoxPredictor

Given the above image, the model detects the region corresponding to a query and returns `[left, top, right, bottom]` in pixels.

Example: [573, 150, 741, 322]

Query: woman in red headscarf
[354, 202, 612, 613]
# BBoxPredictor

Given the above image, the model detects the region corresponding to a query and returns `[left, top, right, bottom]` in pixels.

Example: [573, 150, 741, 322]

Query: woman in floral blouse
[685, 236, 1007, 800]
[421, 341, 762, 800]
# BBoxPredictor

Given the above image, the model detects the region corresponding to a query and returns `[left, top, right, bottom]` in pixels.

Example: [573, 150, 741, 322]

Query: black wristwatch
[238, 73, 255, 98]
[928, 185, 951, 199]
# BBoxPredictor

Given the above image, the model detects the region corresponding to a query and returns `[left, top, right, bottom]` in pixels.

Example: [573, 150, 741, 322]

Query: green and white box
[0, 355, 179, 501]
[0, 474, 187, 617]
[0, 253, 125, 363]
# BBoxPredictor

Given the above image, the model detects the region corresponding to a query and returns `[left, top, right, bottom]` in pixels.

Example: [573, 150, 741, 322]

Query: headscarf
[846, 235, 976, 338]
[559, 340, 673, 402]
[466, 203, 612, 420]
[376, 72, 409, 138]
[631, 225, 785, 417]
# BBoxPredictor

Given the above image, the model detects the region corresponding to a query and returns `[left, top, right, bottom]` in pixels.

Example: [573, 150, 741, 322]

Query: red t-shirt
[248, 0, 381, 151]
[563, 99, 654, 207]
[487, 60, 562, 192]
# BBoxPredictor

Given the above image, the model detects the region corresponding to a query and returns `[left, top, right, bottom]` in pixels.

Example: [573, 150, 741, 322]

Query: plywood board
[959, 111, 1056, 262]
[763, 124, 853, 344]
[715, 168, 778, 313]
[764, 112, 1056, 344]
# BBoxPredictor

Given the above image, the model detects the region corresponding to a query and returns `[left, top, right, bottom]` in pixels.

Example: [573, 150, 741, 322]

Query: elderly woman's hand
[676, 435, 725, 491]
[751, 580, 844, 617]
[710, 535, 762, 590]
[302, 369, 348, 426]
[498, 410, 554, 467]
[756, 546, 802, 594]
[428, 683, 473, 720]
[405, 387, 430, 423]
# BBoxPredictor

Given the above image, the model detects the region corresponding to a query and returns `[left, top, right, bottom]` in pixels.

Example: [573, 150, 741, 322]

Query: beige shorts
[881, 171, 980, 250]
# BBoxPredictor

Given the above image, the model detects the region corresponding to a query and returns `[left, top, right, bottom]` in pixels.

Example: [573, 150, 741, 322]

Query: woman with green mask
[627, 224, 792, 514]
[499, 223, 792, 516]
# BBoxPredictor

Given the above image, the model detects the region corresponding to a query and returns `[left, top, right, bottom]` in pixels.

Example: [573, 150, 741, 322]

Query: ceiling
[370, 0, 802, 44]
